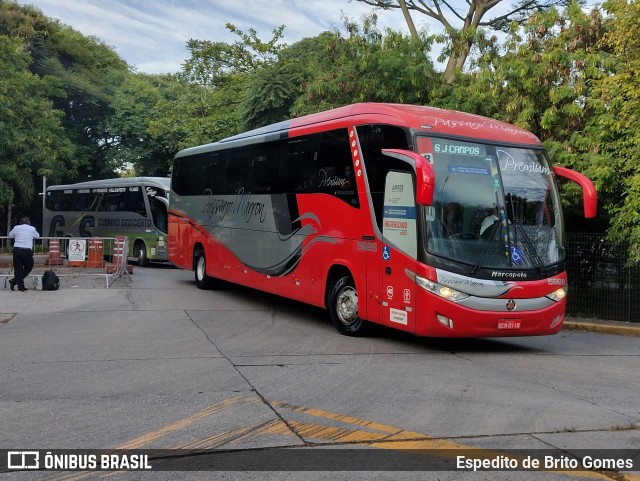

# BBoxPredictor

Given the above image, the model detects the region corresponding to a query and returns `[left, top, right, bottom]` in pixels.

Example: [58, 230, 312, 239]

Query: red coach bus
[169, 103, 596, 338]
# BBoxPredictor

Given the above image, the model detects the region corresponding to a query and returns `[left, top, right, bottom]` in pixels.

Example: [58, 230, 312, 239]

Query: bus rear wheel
[194, 248, 214, 289]
[135, 241, 148, 267]
[329, 275, 368, 336]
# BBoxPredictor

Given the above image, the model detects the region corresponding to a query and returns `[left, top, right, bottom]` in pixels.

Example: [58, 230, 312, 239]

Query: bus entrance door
[381, 171, 418, 333]
[362, 236, 382, 325]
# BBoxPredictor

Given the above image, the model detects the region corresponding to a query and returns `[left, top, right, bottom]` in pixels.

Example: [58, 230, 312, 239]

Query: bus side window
[282, 138, 312, 193]
[124, 188, 146, 216]
[73, 192, 89, 210]
[149, 196, 168, 233]
[248, 143, 279, 194]
[357, 124, 410, 230]
[203, 152, 225, 195]
[312, 128, 359, 207]
[226, 147, 252, 194]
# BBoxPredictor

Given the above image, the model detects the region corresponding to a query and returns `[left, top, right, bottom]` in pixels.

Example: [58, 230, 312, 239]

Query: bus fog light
[550, 314, 563, 329]
[437, 314, 454, 329]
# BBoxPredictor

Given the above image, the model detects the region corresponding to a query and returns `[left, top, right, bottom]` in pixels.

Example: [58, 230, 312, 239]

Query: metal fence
[566, 232, 639, 323]
[0, 236, 131, 289]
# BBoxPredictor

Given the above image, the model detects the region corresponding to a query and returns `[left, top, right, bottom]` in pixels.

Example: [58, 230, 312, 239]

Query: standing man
[8, 217, 40, 292]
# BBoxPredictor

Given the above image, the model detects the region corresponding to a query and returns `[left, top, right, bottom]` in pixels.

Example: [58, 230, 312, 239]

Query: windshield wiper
[504, 192, 548, 274]
[513, 222, 547, 275]
[471, 221, 500, 275]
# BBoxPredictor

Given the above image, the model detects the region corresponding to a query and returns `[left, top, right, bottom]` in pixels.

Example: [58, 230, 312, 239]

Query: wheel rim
[196, 256, 205, 281]
[336, 286, 358, 326]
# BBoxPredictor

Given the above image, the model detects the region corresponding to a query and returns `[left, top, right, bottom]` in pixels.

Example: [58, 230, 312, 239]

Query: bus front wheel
[194, 249, 214, 289]
[329, 275, 368, 336]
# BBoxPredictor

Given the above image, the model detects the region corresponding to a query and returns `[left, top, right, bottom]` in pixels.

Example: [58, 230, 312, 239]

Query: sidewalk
[564, 317, 640, 337]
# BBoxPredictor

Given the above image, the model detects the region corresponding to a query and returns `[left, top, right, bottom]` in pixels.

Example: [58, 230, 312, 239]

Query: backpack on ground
[42, 269, 60, 291]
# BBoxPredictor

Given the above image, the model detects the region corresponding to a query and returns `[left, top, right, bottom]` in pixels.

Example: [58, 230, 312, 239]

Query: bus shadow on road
[177, 278, 545, 354]
[357, 321, 542, 353]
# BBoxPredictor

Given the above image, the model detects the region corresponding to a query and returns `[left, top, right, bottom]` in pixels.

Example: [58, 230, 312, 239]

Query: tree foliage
[148, 23, 287, 150]
[3, 0, 640, 260]
[292, 15, 437, 115]
[0, 35, 75, 214]
[593, 0, 640, 260]
[352, 0, 583, 83]
[107, 74, 176, 176]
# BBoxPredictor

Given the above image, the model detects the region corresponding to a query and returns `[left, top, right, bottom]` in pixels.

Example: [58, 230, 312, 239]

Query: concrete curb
[563, 319, 640, 337]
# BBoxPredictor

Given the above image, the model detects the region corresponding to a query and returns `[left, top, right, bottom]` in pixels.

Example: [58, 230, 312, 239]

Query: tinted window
[311, 129, 358, 207]
[357, 125, 410, 229]
[172, 128, 359, 206]
[281, 138, 312, 193]
[149, 196, 168, 233]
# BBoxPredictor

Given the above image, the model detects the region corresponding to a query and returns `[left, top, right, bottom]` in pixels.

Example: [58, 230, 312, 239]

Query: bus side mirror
[382, 149, 435, 205]
[552, 166, 597, 219]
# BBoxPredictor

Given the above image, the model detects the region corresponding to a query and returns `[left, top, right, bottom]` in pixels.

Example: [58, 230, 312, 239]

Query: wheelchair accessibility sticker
[383, 246, 390, 261]
[510, 246, 524, 264]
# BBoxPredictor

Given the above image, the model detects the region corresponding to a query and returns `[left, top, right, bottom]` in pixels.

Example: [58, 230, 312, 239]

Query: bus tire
[194, 248, 214, 289]
[135, 241, 148, 267]
[329, 275, 368, 336]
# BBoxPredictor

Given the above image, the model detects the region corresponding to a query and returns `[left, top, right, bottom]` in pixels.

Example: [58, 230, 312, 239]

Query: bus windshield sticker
[497, 149, 551, 176]
[383, 171, 417, 259]
[447, 165, 490, 176]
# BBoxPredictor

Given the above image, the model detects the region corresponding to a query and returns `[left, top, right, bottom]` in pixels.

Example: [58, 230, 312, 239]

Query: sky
[17, 0, 410, 74]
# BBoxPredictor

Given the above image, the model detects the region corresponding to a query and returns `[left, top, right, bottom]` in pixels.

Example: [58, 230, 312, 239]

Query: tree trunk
[398, 0, 419, 40]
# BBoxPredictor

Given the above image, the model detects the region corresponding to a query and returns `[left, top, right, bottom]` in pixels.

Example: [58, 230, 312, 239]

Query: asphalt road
[0, 264, 638, 481]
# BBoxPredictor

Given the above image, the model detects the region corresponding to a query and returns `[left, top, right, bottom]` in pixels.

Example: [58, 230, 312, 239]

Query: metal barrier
[0, 236, 131, 290]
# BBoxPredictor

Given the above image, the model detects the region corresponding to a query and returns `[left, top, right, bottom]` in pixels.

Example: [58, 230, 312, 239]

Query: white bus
[43, 177, 170, 266]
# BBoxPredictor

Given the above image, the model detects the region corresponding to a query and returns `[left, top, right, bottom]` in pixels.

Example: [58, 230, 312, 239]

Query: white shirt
[9, 224, 40, 248]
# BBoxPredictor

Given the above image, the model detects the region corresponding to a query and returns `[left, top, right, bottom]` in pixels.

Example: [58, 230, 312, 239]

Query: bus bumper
[416, 296, 566, 338]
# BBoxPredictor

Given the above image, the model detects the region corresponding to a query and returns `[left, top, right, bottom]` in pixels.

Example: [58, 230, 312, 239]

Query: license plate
[497, 319, 521, 330]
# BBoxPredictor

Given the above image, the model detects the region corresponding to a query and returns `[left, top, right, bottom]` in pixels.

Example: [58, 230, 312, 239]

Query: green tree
[353, 0, 582, 83]
[149, 72, 246, 153]
[108, 74, 175, 176]
[32, 25, 129, 179]
[0, 1, 130, 180]
[239, 55, 302, 130]
[151, 24, 286, 149]
[435, 5, 611, 225]
[0, 35, 75, 228]
[292, 15, 437, 115]
[594, 0, 640, 261]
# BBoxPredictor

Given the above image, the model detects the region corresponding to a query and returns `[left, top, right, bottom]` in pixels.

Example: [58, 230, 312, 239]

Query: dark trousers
[12, 247, 34, 288]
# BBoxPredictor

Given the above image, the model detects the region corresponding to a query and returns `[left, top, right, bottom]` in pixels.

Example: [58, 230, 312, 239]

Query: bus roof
[176, 103, 541, 157]
[47, 177, 171, 191]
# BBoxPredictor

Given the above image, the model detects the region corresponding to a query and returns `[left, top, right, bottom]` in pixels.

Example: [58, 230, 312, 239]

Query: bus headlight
[408, 271, 469, 302]
[546, 287, 567, 302]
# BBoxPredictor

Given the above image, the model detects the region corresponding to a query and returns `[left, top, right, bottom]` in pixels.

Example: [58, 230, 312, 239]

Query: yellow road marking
[44, 396, 250, 481]
[270, 401, 639, 481]
[41, 397, 640, 481]
[119, 395, 249, 449]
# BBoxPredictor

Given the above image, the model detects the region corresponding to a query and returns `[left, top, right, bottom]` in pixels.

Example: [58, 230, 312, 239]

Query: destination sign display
[433, 140, 486, 157]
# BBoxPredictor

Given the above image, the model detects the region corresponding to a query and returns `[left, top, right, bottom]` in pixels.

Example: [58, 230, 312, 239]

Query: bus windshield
[418, 136, 564, 272]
